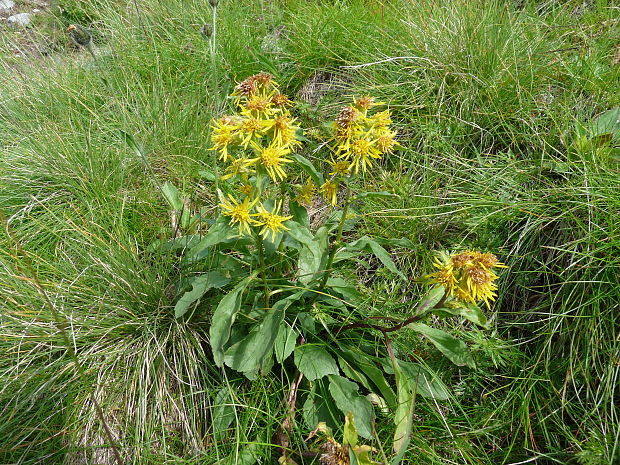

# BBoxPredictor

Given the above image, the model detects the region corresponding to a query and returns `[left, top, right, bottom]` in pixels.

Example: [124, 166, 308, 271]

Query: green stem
[255, 231, 270, 309]
[306, 184, 351, 309]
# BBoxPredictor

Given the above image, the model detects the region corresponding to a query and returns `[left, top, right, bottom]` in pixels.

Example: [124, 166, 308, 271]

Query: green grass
[1, 0, 619, 464]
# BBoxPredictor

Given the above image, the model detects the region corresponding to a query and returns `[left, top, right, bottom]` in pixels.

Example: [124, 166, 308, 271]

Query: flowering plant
[155, 73, 505, 463]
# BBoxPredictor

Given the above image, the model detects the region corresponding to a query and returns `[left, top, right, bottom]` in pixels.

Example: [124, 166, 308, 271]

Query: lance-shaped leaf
[294, 345, 339, 381]
[292, 153, 324, 186]
[339, 236, 406, 280]
[328, 375, 374, 439]
[175, 272, 230, 318]
[408, 323, 476, 368]
[210, 277, 253, 367]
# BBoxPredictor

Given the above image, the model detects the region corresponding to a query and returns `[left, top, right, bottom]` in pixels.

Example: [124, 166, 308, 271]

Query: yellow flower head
[220, 156, 254, 181]
[240, 117, 265, 148]
[255, 201, 293, 241]
[246, 142, 293, 181]
[265, 115, 301, 149]
[370, 110, 392, 128]
[327, 158, 351, 177]
[320, 180, 338, 206]
[210, 117, 239, 161]
[375, 129, 398, 154]
[427, 250, 505, 309]
[220, 194, 259, 235]
[349, 137, 382, 173]
[271, 92, 292, 108]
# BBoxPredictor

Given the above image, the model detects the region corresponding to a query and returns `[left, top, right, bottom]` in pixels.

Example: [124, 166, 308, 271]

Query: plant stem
[255, 231, 270, 309]
[306, 183, 351, 310]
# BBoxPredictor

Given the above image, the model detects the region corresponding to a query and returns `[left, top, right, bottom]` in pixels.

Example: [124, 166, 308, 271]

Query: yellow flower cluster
[210, 72, 301, 183]
[210, 73, 299, 239]
[318, 96, 399, 205]
[428, 251, 507, 308]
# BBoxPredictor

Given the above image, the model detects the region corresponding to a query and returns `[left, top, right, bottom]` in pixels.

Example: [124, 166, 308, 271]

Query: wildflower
[243, 93, 275, 115]
[239, 117, 264, 148]
[236, 183, 252, 196]
[376, 131, 398, 154]
[335, 106, 358, 129]
[271, 92, 291, 107]
[370, 110, 392, 128]
[210, 117, 238, 160]
[327, 158, 351, 177]
[264, 115, 301, 149]
[294, 178, 316, 206]
[319, 438, 350, 465]
[427, 251, 505, 309]
[354, 95, 384, 113]
[320, 180, 338, 206]
[349, 137, 382, 173]
[246, 142, 293, 181]
[220, 194, 259, 235]
[235, 75, 258, 96]
[255, 201, 292, 241]
[220, 157, 253, 181]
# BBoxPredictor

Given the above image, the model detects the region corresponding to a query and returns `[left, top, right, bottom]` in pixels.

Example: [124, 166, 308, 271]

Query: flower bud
[201, 23, 213, 39]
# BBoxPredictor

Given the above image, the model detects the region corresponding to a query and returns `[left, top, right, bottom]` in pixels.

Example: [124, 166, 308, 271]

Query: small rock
[32, 8, 40, 13]
[0, 0, 15, 11]
[7, 12, 31, 26]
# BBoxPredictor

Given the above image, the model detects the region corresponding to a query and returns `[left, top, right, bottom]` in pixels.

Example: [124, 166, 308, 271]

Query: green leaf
[434, 302, 489, 328]
[274, 322, 298, 363]
[212, 388, 236, 441]
[210, 277, 253, 367]
[175, 272, 230, 318]
[292, 153, 324, 186]
[289, 201, 310, 229]
[408, 323, 475, 368]
[343, 412, 358, 448]
[342, 237, 406, 280]
[591, 107, 620, 138]
[328, 375, 374, 440]
[162, 181, 183, 210]
[339, 347, 396, 407]
[286, 221, 323, 284]
[391, 358, 415, 460]
[199, 169, 217, 181]
[326, 277, 361, 303]
[415, 286, 445, 315]
[302, 384, 334, 430]
[224, 308, 284, 375]
[294, 345, 339, 381]
[187, 217, 234, 261]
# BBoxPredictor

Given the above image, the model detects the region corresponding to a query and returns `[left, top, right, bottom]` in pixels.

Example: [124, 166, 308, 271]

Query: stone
[7, 12, 31, 26]
[0, 0, 15, 11]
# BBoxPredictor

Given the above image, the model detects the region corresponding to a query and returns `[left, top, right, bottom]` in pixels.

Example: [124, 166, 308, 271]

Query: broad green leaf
[408, 323, 475, 368]
[326, 277, 361, 303]
[289, 201, 310, 229]
[339, 347, 396, 407]
[286, 221, 323, 284]
[210, 277, 253, 367]
[224, 309, 284, 374]
[294, 345, 339, 381]
[175, 272, 230, 318]
[302, 384, 334, 430]
[199, 169, 217, 181]
[274, 322, 298, 363]
[434, 302, 489, 328]
[338, 357, 372, 392]
[187, 217, 234, 261]
[328, 375, 374, 440]
[341, 237, 406, 280]
[225, 434, 265, 465]
[292, 153, 324, 186]
[162, 181, 183, 210]
[212, 388, 236, 441]
[415, 286, 445, 315]
[591, 107, 620, 138]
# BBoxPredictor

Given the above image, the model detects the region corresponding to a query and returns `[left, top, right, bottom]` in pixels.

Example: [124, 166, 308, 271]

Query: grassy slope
[1, 0, 619, 464]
